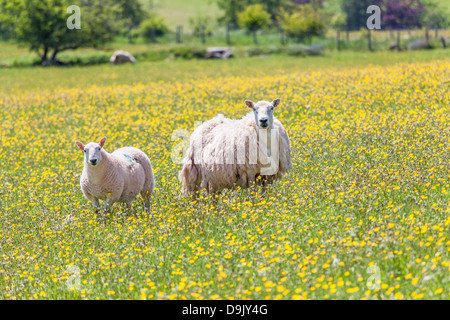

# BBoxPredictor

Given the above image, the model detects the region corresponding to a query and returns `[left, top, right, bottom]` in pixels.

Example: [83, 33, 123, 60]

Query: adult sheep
[179, 98, 292, 196]
[75, 137, 154, 213]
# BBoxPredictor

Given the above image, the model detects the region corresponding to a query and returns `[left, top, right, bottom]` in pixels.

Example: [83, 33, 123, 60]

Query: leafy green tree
[420, 0, 449, 32]
[238, 4, 272, 44]
[0, 0, 120, 63]
[189, 14, 213, 38]
[218, 0, 291, 27]
[140, 15, 169, 41]
[280, 4, 325, 41]
[341, 0, 372, 31]
[117, 0, 146, 44]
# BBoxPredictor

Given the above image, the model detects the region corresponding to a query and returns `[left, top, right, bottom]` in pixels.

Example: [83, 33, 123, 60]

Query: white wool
[179, 108, 292, 195]
[79, 146, 154, 213]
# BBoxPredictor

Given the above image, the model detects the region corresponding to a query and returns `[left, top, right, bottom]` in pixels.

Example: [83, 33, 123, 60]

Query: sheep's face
[246, 98, 281, 129]
[75, 137, 106, 167]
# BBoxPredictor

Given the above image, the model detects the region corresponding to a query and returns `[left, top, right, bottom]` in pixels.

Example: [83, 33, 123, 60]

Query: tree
[279, 4, 325, 41]
[381, 0, 424, 30]
[189, 14, 213, 42]
[117, 0, 146, 44]
[0, 0, 121, 64]
[140, 15, 169, 42]
[420, 0, 449, 34]
[238, 4, 271, 45]
[341, 0, 373, 31]
[218, 0, 291, 27]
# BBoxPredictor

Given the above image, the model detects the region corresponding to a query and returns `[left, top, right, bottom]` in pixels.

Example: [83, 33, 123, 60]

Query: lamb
[179, 98, 292, 196]
[75, 137, 155, 213]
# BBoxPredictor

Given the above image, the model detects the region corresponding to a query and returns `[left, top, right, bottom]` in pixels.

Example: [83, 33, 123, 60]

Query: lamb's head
[245, 98, 281, 129]
[75, 137, 106, 167]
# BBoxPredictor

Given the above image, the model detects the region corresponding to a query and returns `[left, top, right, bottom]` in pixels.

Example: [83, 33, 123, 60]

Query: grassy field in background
[1, 48, 449, 94]
[141, 0, 220, 30]
[1, 51, 450, 300]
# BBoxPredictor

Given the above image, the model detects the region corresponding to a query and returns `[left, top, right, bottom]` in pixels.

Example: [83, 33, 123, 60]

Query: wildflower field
[0, 51, 449, 300]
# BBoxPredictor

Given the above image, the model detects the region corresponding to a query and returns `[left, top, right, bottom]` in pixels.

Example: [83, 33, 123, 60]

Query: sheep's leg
[142, 191, 152, 214]
[92, 197, 100, 213]
[103, 198, 113, 215]
[248, 175, 257, 194]
[126, 202, 132, 212]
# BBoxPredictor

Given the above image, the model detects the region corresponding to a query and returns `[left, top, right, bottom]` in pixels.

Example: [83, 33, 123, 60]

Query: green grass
[0, 49, 449, 94]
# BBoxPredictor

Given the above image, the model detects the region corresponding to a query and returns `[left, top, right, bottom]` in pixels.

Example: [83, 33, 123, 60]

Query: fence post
[280, 26, 285, 45]
[367, 29, 372, 51]
[396, 29, 400, 51]
[336, 29, 340, 51]
[176, 25, 183, 43]
[201, 25, 205, 44]
[307, 28, 311, 45]
[151, 25, 156, 43]
[226, 22, 231, 45]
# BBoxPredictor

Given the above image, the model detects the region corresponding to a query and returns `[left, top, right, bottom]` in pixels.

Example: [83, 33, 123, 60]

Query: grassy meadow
[1, 50, 450, 300]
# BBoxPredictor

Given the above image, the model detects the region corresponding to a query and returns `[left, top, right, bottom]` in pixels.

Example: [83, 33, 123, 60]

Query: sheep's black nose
[90, 159, 97, 165]
[260, 118, 268, 124]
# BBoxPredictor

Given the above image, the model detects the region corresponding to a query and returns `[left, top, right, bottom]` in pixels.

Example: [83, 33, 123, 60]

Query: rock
[206, 47, 233, 59]
[110, 50, 136, 64]
[407, 39, 432, 50]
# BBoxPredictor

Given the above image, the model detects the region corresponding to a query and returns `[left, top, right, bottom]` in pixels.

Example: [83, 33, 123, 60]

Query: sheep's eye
[97, 147, 100, 151]
[84, 150, 86, 153]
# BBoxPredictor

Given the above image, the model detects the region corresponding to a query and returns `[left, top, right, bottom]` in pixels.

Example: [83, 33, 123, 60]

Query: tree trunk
[396, 29, 401, 51]
[41, 46, 48, 63]
[434, 26, 438, 38]
[226, 23, 230, 45]
[367, 29, 372, 51]
[253, 29, 258, 45]
[51, 49, 58, 61]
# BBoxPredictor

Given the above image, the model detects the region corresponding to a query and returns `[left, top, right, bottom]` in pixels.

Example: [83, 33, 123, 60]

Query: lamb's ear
[99, 137, 106, 148]
[245, 100, 255, 109]
[272, 98, 281, 108]
[75, 141, 84, 151]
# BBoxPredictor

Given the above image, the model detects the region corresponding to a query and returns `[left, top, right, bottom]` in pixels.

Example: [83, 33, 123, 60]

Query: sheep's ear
[272, 98, 281, 108]
[245, 100, 255, 109]
[75, 141, 84, 151]
[99, 137, 106, 148]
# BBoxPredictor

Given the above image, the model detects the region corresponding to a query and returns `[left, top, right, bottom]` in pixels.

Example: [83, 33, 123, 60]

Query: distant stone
[206, 47, 233, 59]
[110, 50, 136, 64]
[407, 39, 432, 50]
